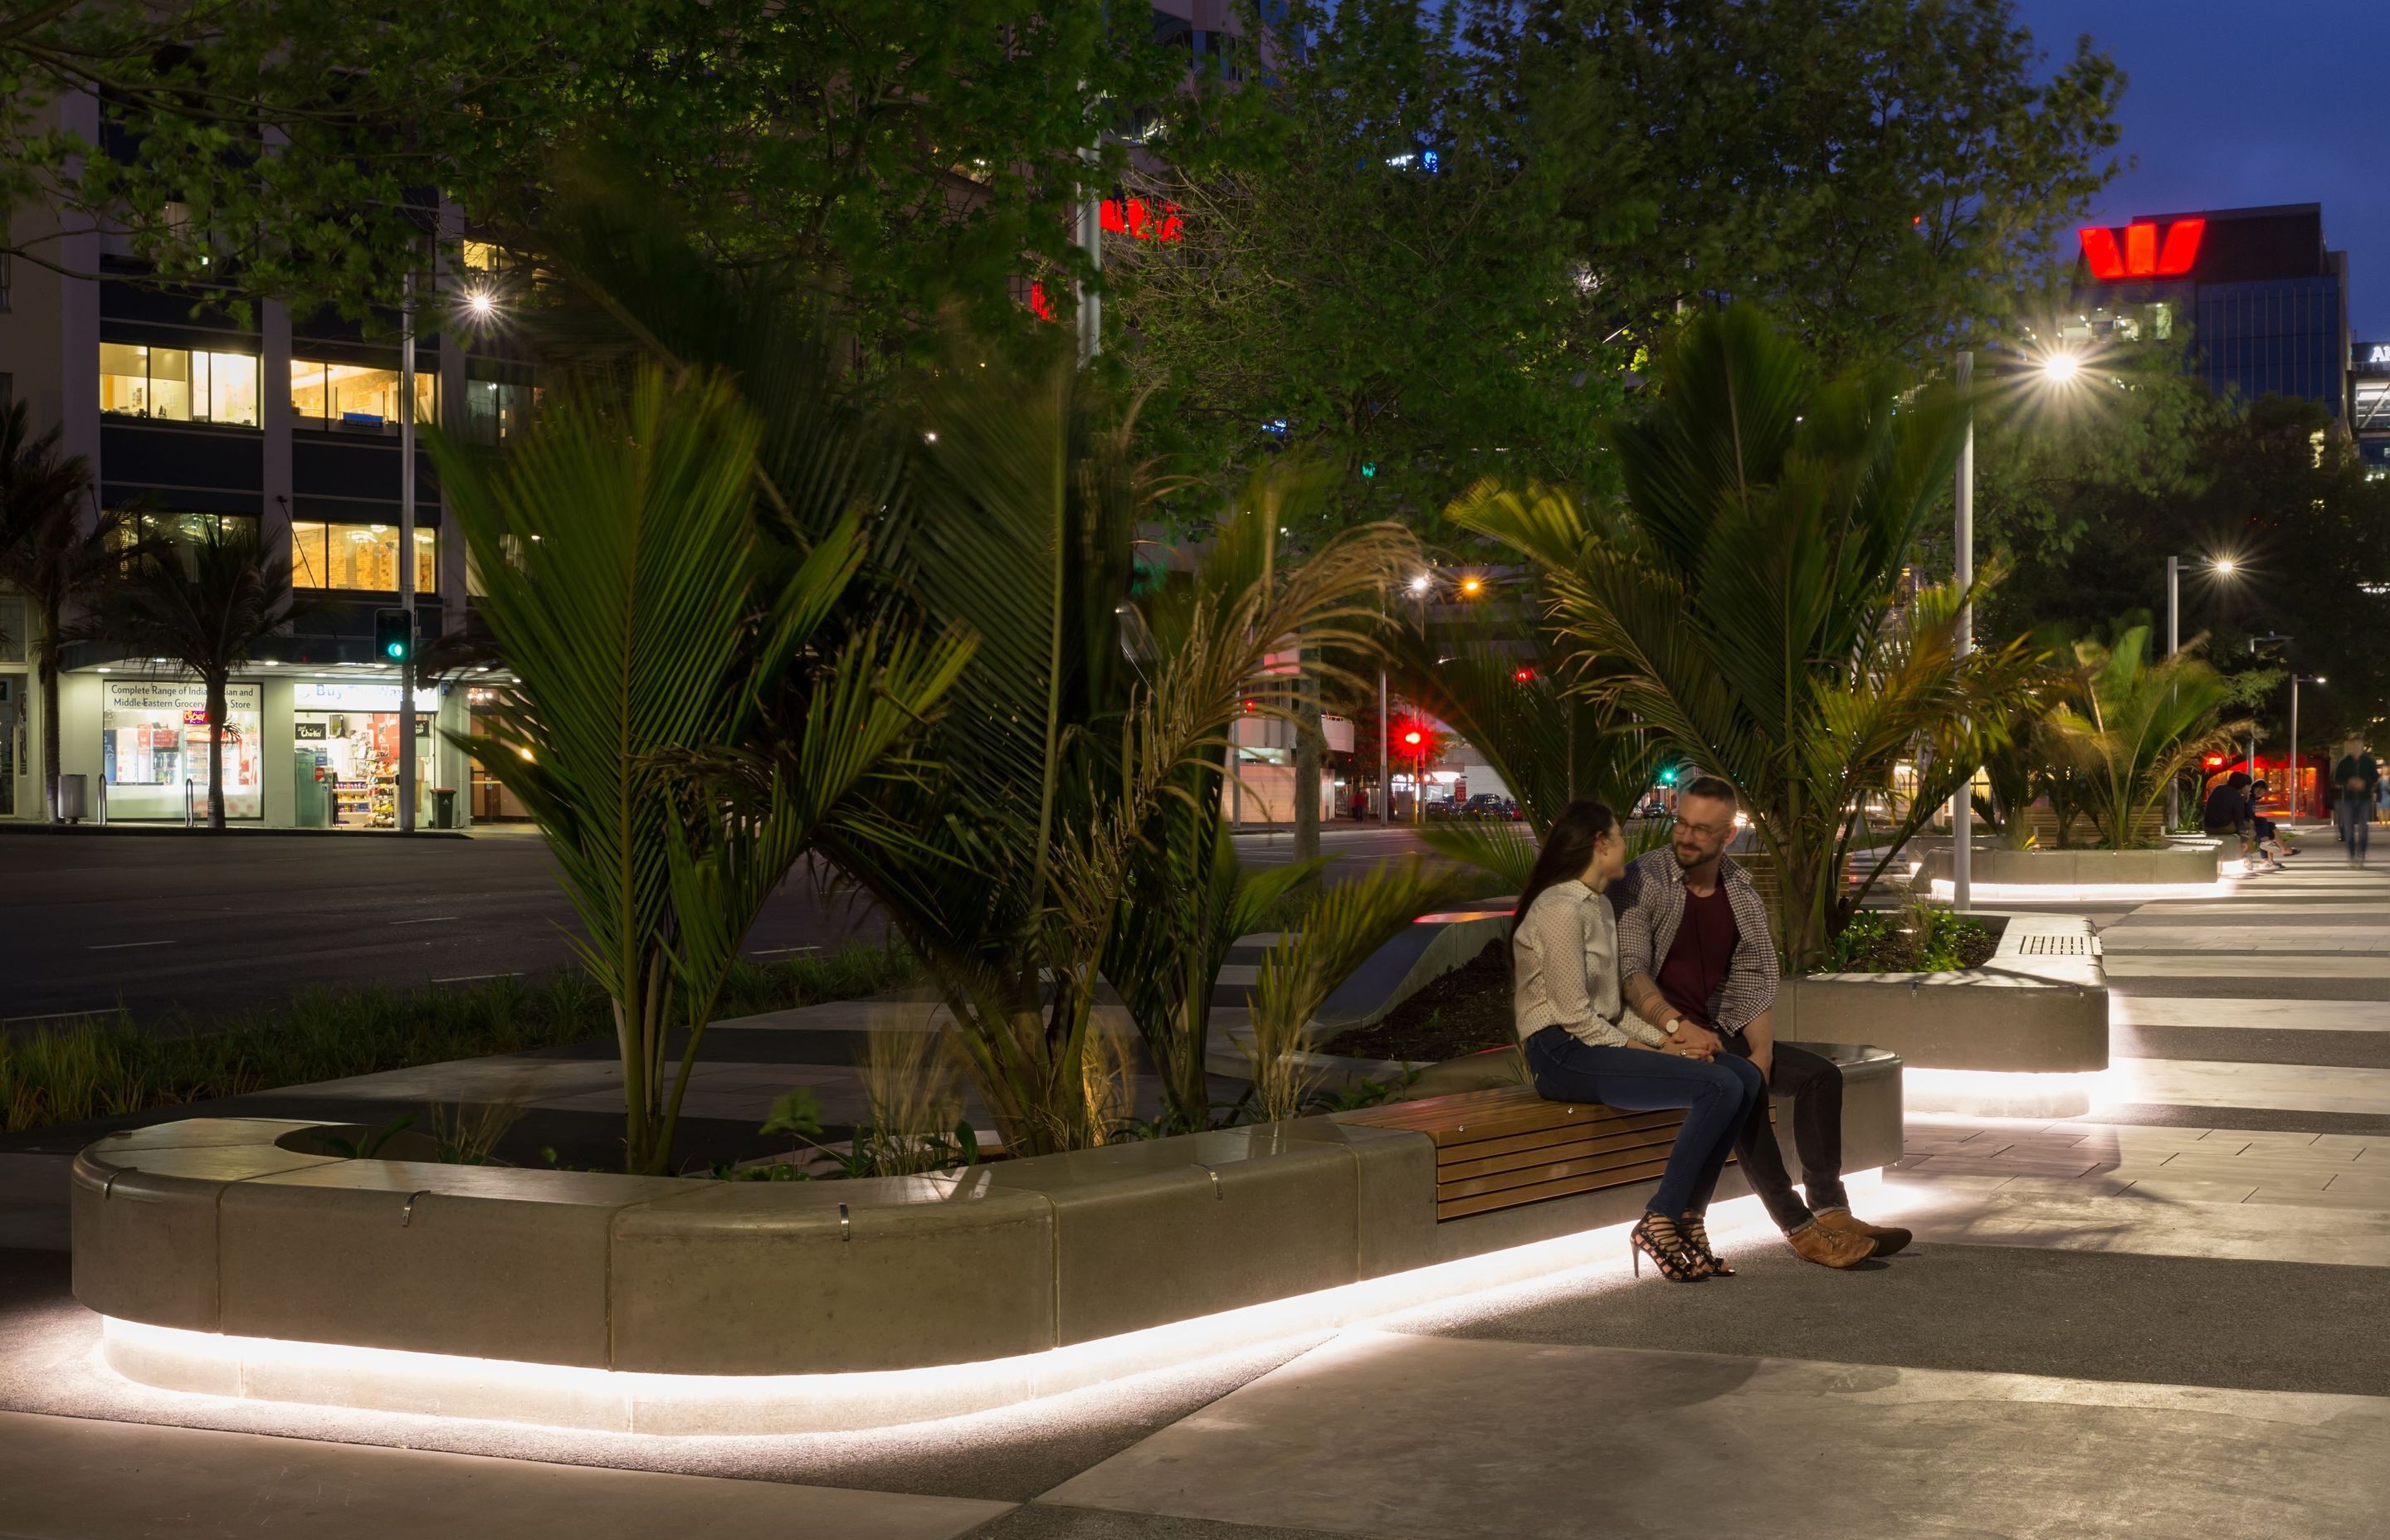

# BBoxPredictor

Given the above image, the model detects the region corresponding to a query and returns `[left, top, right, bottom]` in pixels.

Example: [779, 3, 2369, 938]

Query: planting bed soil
[1321, 938, 1515, 1063]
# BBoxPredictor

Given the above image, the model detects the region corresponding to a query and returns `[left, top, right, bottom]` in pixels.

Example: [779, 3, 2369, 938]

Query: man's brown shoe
[1786, 1221, 1874, 1269]
[1815, 1209, 1912, 1258]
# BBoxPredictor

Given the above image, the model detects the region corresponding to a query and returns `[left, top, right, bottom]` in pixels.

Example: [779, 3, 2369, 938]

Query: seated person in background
[2248, 780, 2294, 862]
[2203, 771, 2266, 870]
[1511, 798, 1763, 1284]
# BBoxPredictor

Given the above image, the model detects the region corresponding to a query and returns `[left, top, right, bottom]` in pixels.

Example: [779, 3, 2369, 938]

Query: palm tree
[73, 524, 310, 829]
[0, 402, 133, 821]
[824, 345, 1416, 1155]
[1393, 492, 1671, 891]
[432, 366, 971, 1175]
[2044, 626, 2246, 850]
[1452, 306, 2043, 972]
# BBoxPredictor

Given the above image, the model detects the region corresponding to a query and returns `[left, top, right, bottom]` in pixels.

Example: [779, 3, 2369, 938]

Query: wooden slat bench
[1342, 1084, 1769, 1221]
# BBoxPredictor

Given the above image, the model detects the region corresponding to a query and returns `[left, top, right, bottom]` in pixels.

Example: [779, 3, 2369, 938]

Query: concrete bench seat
[72, 1047, 1902, 1432]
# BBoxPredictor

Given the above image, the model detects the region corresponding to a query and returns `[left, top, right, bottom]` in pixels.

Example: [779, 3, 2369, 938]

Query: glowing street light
[1459, 575, 1484, 597]
[2165, 553, 2246, 826]
[1409, 573, 1432, 595]
[2041, 351, 2080, 384]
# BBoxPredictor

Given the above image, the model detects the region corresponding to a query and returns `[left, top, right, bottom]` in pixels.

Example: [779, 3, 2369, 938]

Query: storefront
[290, 680, 441, 828]
[43, 665, 477, 829]
[100, 680, 265, 821]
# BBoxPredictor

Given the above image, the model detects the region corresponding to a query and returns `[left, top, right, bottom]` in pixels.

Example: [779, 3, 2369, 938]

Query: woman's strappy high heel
[1680, 1212, 1733, 1277]
[1630, 1212, 1708, 1282]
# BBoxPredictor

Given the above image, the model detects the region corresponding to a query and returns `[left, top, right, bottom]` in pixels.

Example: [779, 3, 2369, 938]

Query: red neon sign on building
[2079, 217, 2206, 280]
[1101, 197, 1184, 244]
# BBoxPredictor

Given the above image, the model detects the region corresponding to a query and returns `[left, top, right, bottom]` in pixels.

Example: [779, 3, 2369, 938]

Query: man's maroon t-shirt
[1656, 882, 1739, 1028]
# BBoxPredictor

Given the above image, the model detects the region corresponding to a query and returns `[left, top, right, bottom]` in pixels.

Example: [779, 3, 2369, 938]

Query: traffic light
[1657, 766, 1678, 787]
[374, 608, 413, 665]
[1514, 667, 1534, 683]
[1402, 729, 1422, 748]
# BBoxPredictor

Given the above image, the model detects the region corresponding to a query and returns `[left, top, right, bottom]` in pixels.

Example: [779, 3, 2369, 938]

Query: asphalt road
[0, 822, 1432, 1026]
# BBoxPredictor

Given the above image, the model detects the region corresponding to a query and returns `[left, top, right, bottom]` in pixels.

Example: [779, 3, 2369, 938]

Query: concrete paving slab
[1042, 1331, 2390, 1540]
[1881, 1179, 2390, 1266]
[0, 1407, 1011, 1539]
[2105, 1058, 2390, 1114]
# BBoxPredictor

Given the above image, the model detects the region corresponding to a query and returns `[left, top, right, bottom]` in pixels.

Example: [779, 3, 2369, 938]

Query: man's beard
[1673, 843, 1708, 870]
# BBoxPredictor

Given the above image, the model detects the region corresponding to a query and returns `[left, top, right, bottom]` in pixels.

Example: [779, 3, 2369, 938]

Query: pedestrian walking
[2333, 735, 2380, 868]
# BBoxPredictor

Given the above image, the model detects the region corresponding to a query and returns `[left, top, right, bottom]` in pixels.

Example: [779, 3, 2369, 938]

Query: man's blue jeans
[2339, 797, 2371, 864]
[1523, 1026, 1763, 1217]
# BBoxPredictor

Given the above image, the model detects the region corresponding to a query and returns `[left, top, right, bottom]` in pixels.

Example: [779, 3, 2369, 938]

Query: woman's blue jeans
[1523, 1026, 1764, 1218]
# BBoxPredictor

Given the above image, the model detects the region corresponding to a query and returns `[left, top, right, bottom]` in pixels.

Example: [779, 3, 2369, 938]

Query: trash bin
[56, 773, 88, 822]
[431, 787, 457, 830]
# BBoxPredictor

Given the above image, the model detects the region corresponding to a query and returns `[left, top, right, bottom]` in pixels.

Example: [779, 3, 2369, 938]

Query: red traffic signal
[1402, 730, 1422, 747]
[2202, 753, 2226, 769]
[1514, 667, 1534, 683]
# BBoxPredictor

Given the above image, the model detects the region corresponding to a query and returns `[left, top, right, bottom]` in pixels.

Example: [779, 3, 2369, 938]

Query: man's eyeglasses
[1670, 816, 1734, 840]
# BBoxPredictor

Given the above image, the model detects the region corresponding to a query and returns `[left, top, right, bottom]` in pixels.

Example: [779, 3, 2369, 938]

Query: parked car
[1461, 793, 1523, 821]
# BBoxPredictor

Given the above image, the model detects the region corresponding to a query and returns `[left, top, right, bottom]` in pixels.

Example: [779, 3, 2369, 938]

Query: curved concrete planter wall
[1780, 915, 2105, 1117]
[75, 1051, 1902, 1434]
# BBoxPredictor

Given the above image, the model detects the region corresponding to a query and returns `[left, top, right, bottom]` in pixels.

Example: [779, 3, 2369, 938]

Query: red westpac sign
[2079, 217, 2206, 280]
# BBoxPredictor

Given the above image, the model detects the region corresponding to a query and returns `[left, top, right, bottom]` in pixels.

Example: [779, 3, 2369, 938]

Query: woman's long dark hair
[1511, 799, 1620, 958]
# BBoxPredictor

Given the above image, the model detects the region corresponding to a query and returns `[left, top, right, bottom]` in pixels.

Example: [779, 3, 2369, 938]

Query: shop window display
[101, 680, 262, 820]
[290, 682, 437, 828]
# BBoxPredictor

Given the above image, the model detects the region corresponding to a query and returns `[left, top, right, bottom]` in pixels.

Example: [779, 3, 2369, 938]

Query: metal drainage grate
[2017, 934, 2091, 956]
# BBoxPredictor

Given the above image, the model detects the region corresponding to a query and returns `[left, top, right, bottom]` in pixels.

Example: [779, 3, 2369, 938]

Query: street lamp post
[2290, 675, 2326, 821]
[2164, 555, 2238, 828]
[1951, 351, 1973, 913]
[2247, 632, 2293, 786]
[398, 269, 418, 834]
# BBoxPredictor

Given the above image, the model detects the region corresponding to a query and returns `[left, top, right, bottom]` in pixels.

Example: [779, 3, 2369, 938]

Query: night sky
[2010, 1, 2390, 338]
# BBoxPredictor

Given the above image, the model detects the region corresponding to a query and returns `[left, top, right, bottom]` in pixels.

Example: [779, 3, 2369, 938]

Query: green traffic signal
[374, 607, 413, 665]
[1657, 767, 1677, 786]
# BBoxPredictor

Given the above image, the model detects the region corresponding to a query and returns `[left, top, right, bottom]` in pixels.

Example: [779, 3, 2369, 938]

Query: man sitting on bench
[1612, 776, 1910, 1269]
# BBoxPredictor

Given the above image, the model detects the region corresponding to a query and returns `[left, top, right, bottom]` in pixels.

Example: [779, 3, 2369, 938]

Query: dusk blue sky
[2010, 1, 2390, 337]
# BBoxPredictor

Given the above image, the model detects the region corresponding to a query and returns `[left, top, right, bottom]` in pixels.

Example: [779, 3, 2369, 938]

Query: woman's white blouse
[1511, 880, 1672, 1049]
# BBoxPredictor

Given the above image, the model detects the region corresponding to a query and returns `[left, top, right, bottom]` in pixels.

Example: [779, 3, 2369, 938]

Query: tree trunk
[1293, 641, 1320, 860]
[206, 673, 227, 830]
[38, 595, 60, 822]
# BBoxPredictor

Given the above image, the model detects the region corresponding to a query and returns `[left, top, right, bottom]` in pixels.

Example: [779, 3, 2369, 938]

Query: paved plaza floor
[2, 846, 2387, 1537]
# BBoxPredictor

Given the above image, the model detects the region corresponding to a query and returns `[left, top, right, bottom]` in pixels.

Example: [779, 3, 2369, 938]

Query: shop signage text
[103, 680, 261, 715]
[293, 682, 441, 712]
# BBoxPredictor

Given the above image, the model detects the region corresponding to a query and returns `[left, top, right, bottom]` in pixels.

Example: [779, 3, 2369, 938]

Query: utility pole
[1950, 350, 1973, 913]
[1076, 142, 1102, 365]
[2165, 555, 2179, 831]
[398, 268, 417, 834]
[1378, 670, 1389, 825]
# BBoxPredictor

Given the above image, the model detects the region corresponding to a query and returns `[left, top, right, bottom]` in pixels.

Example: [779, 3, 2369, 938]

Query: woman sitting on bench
[1512, 799, 1765, 1283]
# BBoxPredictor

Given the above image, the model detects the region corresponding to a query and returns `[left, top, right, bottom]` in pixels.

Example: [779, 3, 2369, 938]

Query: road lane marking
[389, 915, 461, 926]
[432, 972, 522, 983]
[748, 945, 820, 957]
[86, 940, 175, 951]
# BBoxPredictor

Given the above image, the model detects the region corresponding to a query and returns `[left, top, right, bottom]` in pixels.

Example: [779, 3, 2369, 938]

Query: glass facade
[98, 343, 261, 426]
[2195, 277, 2346, 413]
[461, 378, 529, 444]
[290, 521, 437, 593]
[290, 358, 437, 434]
